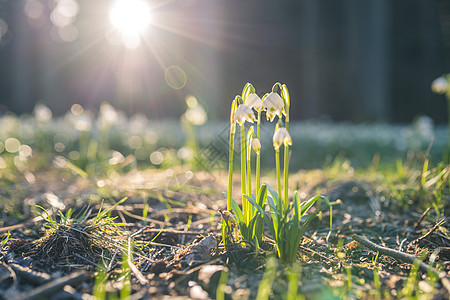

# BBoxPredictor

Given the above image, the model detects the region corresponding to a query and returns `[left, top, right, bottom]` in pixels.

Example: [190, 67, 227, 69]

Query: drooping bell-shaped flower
[235, 104, 256, 126]
[273, 127, 292, 151]
[245, 93, 264, 111]
[431, 77, 448, 95]
[263, 92, 285, 121]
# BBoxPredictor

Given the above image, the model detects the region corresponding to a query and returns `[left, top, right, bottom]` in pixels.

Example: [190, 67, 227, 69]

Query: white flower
[263, 92, 285, 121]
[431, 77, 448, 94]
[245, 93, 264, 111]
[235, 104, 256, 126]
[273, 128, 292, 151]
[252, 138, 261, 154]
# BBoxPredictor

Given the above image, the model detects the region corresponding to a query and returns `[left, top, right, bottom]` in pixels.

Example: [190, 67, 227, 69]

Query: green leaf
[245, 195, 275, 239]
[266, 184, 282, 214]
[253, 214, 265, 243]
[265, 194, 279, 238]
[74, 204, 92, 224]
[238, 222, 249, 241]
[253, 235, 260, 251]
[297, 204, 331, 244]
[96, 197, 127, 223]
[231, 198, 244, 224]
[287, 195, 301, 261]
[247, 216, 258, 239]
[36, 205, 57, 229]
[266, 193, 277, 212]
[245, 195, 265, 216]
[299, 195, 322, 218]
[305, 196, 334, 243]
[250, 194, 259, 219]
[257, 184, 267, 207]
[288, 197, 300, 255]
[277, 210, 290, 245]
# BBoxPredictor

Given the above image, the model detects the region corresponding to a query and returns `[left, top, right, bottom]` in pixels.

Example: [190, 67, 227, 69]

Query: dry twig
[142, 228, 209, 236]
[416, 219, 446, 243]
[352, 234, 450, 294]
[414, 207, 431, 229]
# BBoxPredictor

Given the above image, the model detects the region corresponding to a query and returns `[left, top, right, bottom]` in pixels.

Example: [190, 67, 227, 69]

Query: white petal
[245, 93, 264, 111]
[273, 128, 292, 150]
[263, 93, 284, 110]
[235, 104, 256, 125]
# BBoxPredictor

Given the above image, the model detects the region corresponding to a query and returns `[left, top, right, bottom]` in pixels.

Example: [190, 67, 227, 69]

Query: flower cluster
[225, 82, 293, 245]
[230, 83, 292, 150]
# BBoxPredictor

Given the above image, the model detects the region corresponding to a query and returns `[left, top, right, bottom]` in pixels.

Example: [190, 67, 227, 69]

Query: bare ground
[0, 166, 449, 299]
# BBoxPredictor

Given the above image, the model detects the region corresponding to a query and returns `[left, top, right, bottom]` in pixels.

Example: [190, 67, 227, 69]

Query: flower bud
[252, 138, 261, 154]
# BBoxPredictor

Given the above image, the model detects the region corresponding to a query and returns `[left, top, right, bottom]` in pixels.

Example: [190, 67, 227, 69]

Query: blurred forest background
[0, 0, 450, 123]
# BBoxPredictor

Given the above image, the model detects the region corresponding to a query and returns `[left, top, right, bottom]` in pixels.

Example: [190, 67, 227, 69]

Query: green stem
[227, 125, 235, 211]
[256, 111, 261, 197]
[276, 149, 281, 204]
[283, 145, 289, 211]
[241, 125, 247, 224]
[283, 110, 290, 211]
[247, 139, 252, 221]
[224, 98, 236, 245]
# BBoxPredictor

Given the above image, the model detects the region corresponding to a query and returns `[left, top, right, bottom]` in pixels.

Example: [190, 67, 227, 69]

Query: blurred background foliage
[0, 0, 449, 123]
[0, 102, 446, 175]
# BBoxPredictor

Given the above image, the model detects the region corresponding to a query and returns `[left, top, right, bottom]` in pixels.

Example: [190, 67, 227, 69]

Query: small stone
[198, 265, 225, 287]
[189, 281, 209, 299]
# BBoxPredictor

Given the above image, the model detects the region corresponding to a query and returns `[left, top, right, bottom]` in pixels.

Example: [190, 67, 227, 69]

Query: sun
[109, 0, 151, 36]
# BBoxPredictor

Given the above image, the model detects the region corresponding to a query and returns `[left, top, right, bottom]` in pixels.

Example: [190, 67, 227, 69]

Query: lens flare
[110, 0, 151, 36]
